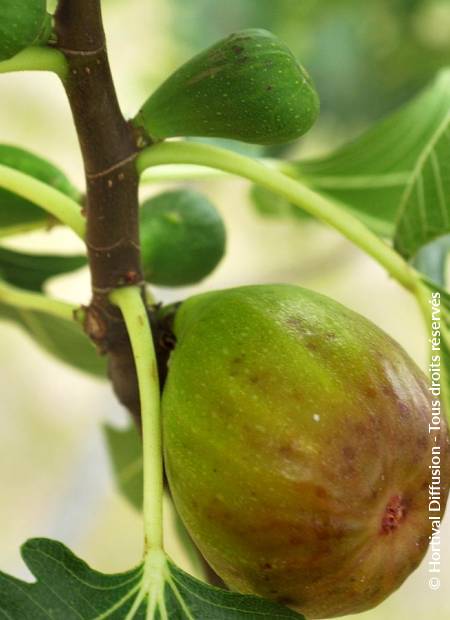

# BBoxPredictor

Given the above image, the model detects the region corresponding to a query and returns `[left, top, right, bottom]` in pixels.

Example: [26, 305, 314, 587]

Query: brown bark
[54, 0, 143, 421]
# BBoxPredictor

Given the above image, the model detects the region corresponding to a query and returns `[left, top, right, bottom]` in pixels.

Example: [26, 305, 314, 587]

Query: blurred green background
[1, 1, 449, 618]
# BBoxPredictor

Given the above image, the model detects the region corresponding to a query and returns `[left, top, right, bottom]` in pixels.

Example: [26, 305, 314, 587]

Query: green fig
[0, 0, 51, 61]
[134, 29, 319, 145]
[162, 285, 450, 619]
[140, 189, 226, 287]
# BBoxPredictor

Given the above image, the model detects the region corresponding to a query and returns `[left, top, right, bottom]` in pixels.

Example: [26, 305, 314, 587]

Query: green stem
[0, 221, 48, 239]
[0, 47, 68, 79]
[0, 164, 86, 239]
[141, 164, 227, 185]
[109, 286, 163, 551]
[136, 141, 418, 293]
[0, 279, 76, 321]
[140, 158, 281, 185]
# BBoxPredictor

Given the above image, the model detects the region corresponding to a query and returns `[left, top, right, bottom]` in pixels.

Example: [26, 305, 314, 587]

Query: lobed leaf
[103, 424, 143, 511]
[0, 246, 86, 292]
[250, 185, 309, 221]
[413, 236, 450, 288]
[276, 69, 450, 256]
[394, 113, 450, 258]
[0, 305, 106, 378]
[0, 538, 305, 619]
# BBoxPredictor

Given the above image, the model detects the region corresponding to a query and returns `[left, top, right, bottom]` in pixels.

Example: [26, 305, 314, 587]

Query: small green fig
[0, 0, 51, 61]
[134, 29, 319, 145]
[140, 189, 226, 287]
[162, 285, 450, 619]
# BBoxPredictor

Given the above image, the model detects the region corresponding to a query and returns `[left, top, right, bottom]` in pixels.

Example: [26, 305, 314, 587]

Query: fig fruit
[0, 0, 51, 61]
[134, 29, 319, 145]
[162, 284, 450, 619]
[140, 189, 226, 286]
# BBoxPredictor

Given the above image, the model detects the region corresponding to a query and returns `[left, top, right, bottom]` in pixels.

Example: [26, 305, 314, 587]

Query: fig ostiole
[134, 29, 319, 146]
[162, 284, 450, 619]
[0, 0, 51, 61]
[140, 189, 226, 287]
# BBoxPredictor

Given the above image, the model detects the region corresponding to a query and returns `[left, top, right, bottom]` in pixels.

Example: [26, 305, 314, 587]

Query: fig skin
[162, 284, 450, 619]
[140, 189, 226, 287]
[134, 29, 319, 145]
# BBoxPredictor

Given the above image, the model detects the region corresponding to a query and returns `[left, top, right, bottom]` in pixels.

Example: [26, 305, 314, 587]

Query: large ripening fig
[134, 29, 319, 145]
[162, 285, 450, 619]
[0, 0, 51, 61]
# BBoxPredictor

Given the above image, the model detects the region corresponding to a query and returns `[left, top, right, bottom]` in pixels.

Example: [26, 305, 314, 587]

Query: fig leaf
[134, 29, 319, 145]
[0, 538, 305, 619]
[0, 246, 86, 292]
[291, 69, 450, 256]
[250, 184, 310, 220]
[0, 304, 106, 377]
[103, 424, 143, 511]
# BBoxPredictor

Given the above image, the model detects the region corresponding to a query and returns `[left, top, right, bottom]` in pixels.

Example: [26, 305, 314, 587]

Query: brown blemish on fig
[417, 434, 428, 451]
[380, 495, 407, 534]
[364, 386, 377, 399]
[187, 66, 224, 86]
[343, 446, 356, 461]
[278, 440, 301, 459]
[381, 383, 396, 398]
[306, 339, 319, 351]
[277, 596, 296, 606]
[397, 401, 411, 417]
[315, 486, 328, 499]
[285, 316, 309, 333]
[232, 45, 244, 55]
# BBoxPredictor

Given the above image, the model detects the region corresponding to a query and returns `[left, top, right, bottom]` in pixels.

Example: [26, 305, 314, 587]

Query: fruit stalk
[54, 0, 144, 422]
[110, 286, 163, 550]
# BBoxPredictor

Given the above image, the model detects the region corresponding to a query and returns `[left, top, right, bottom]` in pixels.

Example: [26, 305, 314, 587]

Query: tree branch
[54, 0, 143, 421]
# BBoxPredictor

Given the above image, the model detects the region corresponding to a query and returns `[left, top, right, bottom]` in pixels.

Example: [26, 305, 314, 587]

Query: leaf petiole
[0, 164, 86, 238]
[136, 141, 420, 294]
[0, 278, 77, 321]
[140, 158, 283, 185]
[109, 286, 164, 552]
[0, 47, 69, 79]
